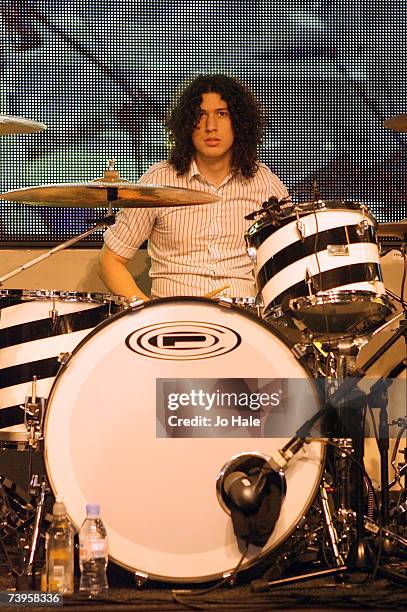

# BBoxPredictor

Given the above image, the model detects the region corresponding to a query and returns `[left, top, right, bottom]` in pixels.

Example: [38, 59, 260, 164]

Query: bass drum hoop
[43, 296, 325, 583]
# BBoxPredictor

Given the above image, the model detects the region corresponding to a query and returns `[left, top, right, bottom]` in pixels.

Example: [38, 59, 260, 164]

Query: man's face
[191, 92, 234, 165]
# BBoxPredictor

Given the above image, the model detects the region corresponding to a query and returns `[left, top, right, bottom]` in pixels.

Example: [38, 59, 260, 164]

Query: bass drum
[44, 297, 324, 583]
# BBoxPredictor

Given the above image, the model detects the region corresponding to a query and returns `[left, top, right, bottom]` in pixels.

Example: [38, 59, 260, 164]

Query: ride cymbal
[383, 114, 407, 133]
[0, 115, 47, 134]
[0, 182, 221, 207]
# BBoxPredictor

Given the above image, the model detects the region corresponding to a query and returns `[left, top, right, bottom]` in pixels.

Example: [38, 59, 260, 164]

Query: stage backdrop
[0, 0, 406, 245]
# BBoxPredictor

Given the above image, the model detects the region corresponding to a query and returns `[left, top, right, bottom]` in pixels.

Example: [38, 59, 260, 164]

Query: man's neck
[194, 155, 232, 187]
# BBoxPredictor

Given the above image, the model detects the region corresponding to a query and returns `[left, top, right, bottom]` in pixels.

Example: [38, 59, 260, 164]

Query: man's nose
[205, 113, 217, 131]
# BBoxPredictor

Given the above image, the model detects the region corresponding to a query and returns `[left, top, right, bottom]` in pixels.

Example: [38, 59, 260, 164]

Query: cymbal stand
[0, 213, 116, 287]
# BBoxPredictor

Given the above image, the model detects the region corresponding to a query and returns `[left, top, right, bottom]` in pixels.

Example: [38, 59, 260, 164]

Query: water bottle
[79, 504, 109, 595]
[45, 497, 74, 594]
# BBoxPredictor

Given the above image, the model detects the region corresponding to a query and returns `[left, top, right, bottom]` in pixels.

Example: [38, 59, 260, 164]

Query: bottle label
[48, 549, 70, 561]
[48, 566, 66, 592]
[79, 540, 107, 561]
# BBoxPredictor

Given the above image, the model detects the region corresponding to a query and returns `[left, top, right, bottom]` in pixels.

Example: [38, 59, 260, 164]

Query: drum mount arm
[244, 196, 291, 222]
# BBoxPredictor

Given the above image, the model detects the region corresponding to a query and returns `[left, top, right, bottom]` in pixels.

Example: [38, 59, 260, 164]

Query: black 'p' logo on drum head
[125, 321, 241, 360]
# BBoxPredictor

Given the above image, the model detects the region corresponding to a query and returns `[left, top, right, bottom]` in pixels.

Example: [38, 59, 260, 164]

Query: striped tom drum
[246, 200, 391, 339]
[0, 290, 126, 447]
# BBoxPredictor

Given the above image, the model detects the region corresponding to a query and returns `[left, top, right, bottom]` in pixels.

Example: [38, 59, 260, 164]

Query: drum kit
[0, 114, 406, 589]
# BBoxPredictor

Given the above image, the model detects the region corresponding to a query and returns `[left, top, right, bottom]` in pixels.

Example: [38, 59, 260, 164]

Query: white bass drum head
[44, 297, 324, 582]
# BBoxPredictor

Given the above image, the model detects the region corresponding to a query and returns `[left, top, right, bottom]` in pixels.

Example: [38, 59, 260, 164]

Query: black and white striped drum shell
[0, 290, 126, 436]
[246, 201, 385, 316]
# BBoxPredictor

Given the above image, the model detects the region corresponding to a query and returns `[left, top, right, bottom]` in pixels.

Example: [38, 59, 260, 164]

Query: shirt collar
[186, 158, 243, 186]
[186, 159, 202, 183]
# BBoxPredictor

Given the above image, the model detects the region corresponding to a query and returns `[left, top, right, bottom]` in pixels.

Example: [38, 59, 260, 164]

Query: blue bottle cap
[86, 504, 100, 515]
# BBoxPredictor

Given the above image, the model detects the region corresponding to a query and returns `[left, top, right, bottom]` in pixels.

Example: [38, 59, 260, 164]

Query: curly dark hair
[166, 74, 264, 178]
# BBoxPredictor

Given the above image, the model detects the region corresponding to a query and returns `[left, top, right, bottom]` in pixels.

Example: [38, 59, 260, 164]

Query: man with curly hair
[99, 74, 289, 300]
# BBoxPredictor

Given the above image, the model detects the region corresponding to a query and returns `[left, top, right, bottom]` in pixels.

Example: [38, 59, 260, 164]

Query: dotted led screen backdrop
[0, 0, 406, 245]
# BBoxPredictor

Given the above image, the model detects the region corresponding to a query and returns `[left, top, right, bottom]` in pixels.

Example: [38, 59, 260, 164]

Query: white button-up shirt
[104, 160, 289, 297]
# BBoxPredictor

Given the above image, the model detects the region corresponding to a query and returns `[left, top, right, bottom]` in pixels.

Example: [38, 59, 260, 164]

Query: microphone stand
[251, 319, 407, 591]
[369, 362, 407, 525]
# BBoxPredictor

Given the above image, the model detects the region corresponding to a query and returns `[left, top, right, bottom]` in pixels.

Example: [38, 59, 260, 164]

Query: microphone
[221, 436, 307, 516]
[223, 469, 268, 515]
[219, 438, 313, 546]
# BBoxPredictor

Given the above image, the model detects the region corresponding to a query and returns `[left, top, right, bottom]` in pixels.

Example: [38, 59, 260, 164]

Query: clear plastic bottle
[79, 504, 109, 595]
[45, 497, 74, 594]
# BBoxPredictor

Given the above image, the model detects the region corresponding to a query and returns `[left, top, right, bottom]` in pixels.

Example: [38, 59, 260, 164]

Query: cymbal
[377, 220, 407, 237]
[383, 114, 407, 133]
[0, 115, 47, 134]
[0, 182, 220, 207]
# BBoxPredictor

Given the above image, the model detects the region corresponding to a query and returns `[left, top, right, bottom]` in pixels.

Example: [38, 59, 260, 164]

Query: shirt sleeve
[256, 163, 290, 202]
[103, 164, 163, 260]
[274, 175, 291, 201]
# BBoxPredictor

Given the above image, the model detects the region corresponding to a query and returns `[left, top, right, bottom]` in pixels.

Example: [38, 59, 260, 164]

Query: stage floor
[1, 562, 406, 611]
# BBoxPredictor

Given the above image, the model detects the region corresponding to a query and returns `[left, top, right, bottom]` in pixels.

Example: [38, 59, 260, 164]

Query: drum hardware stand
[366, 364, 406, 532]
[244, 195, 290, 223]
[330, 438, 355, 558]
[0, 160, 122, 287]
[255, 325, 407, 590]
[389, 423, 407, 509]
[0, 473, 47, 589]
[370, 308, 405, 339]
[330, 323, 407, 563]
[319, 478, 345, 567]
[305, 268, 314, 295]
[310, 176, 321, 203]
[0, 214, 116, 287]
[364, 516, 407, 550]
[19, 477, 48, 590]
[49, 298, 60, 333]
[23, 377, 44, 454]
[321, 340, 364, 558]
[252, 500, 346, 591]
[386, 420, 407, 534]
[248, 402, 358, 591]
[390, 442, 407, 487]
[11, 378, 51, 589]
